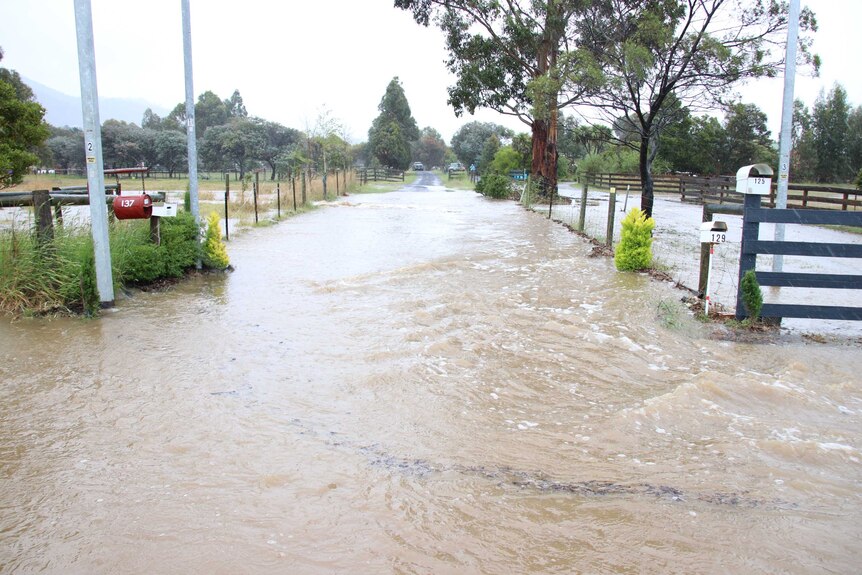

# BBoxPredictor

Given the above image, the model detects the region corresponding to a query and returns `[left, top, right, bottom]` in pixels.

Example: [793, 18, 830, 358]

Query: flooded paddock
[1, 183, 861, 574]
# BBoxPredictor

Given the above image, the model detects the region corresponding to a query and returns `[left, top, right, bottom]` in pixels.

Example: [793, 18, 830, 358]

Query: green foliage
[202, 212, 230, 270]
[490, 146, 521, 175]
[478, 135, 501, 174]
[413, 126, 447, 168]
[123, 243, 164, 283]
[369, 120, 411, 169]
[160, 211, 200, 277]
[578, 149, 639, 176]
[368, 77, 419, 170]
[475, 174, 513, 199]
[0, 223, 63, 313]
[723, 102, 777, 170]
[614, 208, 655, 271]
[856, 168, 862, 190]
[0, 209, 202, 315]
[79, 248, 100, 316]
[0, 73, 49, 189]
[740, 269, 763, 321]
[450, 121, 514, 168]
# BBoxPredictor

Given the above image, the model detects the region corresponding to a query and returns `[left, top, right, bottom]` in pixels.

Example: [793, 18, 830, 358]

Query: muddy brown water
[2, 183, 861, 574]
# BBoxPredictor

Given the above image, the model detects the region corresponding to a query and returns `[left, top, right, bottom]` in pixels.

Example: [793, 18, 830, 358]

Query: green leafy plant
[123, 243, 164, 283]
[79, 248, 100, 317]
[475, 174, 514, 199]
[202, 212, 230, 269]
[740, 269, 763, 321]
[615, 208, 655, 271]
[160, 211, 200, 277]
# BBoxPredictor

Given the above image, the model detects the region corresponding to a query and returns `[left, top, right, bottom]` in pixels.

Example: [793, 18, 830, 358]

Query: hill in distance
[25, 77, 169, 128]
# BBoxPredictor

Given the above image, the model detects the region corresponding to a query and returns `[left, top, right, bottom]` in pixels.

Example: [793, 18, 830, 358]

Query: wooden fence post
[224, 173, 230, 241]
[735, 194, 762, 319]
[605, 188, 616, 246]
[698, 205, 712, 297]
[578, 183, 588, 232]
[253, 172, 259, 224]
[32, 190, 54, 244]
[150, 216, 161, 245]
[277, 182, 281, 219]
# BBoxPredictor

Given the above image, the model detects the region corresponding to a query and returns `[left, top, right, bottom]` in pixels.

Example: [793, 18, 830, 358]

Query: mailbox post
[699, 220, 728, 316]
[735, 164, 773, 320]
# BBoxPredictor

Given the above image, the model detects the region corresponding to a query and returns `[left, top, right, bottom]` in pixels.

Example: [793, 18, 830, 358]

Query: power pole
[73, 0, 114, 306]
[773, 0, 800, 273]
[181, 0, 201, 267]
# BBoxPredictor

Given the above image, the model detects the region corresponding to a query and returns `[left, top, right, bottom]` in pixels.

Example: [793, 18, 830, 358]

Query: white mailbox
[735, 163, 773, 195]
[151, 203, 178, 217]
[700, 221, 728, 244]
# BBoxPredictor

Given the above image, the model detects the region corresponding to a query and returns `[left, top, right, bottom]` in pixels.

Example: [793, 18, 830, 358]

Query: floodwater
[2, 174, 862, 574]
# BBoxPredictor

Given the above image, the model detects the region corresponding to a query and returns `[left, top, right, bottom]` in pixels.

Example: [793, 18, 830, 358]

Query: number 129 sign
[709, 232, 727, 244]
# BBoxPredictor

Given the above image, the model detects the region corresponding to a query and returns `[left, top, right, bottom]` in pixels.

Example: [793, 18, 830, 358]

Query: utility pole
[773, 0, 800, 273]
[181, 0, 201, 266]
[74, 0, 114, 306]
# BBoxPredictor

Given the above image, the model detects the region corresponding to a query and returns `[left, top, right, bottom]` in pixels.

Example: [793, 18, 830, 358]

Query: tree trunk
[530, 116, 558, 195]
[270, 162, 276, 181]
[639, 133, 655, 219]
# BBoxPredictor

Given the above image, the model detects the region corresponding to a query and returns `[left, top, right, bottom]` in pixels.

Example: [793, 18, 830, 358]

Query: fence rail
[357, 167, 405, 184]
[584, 173, 861, 211]
[736, 194, 862, 321]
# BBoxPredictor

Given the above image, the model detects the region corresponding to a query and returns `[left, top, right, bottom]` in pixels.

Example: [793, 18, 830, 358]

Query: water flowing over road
[2, 177, 861, 574]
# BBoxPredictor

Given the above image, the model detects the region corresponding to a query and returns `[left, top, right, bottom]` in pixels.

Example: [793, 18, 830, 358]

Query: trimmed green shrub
[475, 173, 514, 199]
[202, 212, 230, 269]
[123, 243, 164, 283]
[741, 269, 763, 320]
[160, 211, 200, 277]
[615, 207, 655, 271]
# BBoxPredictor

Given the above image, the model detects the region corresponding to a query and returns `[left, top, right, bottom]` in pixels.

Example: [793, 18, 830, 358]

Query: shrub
[123, 243, 164, 283]
[475, 174, 514, 199]
[741, 269, 763, 320]
[202, 212, 230, 269]
[856, 168, 862, 190]
[489, 146, 521, 175]
[160, 211, 200, 277]
[79, 248, 100, 316]
[615, 207, 655, 271]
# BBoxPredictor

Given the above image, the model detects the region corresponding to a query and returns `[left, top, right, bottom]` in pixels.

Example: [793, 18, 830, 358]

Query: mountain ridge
[25, 77, 170, 128]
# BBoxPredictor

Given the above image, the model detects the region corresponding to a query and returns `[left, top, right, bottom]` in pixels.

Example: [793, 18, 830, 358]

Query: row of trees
[396, 0, 820, 219]
[792, 84, 862, 183]
[41, 89, 355, 188]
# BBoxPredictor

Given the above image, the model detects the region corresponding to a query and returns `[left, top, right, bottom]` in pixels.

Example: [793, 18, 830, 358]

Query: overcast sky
[1, 0, 860, 143]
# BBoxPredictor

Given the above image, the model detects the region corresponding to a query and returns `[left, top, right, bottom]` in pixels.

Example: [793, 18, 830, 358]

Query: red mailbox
[113, 194, 153, 220]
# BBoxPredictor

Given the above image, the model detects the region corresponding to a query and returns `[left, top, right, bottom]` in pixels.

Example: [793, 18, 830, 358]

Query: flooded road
[2, 182, 862, 574]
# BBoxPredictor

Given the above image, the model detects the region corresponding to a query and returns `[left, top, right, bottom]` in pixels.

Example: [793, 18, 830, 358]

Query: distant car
[448, 162, 464, 172]
[412, 162, 425, 171]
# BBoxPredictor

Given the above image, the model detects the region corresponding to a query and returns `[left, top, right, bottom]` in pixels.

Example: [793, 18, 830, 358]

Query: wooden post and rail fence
[735, 193, 862, 322]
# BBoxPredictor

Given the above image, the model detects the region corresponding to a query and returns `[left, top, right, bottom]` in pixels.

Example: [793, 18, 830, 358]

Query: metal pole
[773, 0, 800, 273]
[181, 0, 201, 266]
[74, 0, 114, 306]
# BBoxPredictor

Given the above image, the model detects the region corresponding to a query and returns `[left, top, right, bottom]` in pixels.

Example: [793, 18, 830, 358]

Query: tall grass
[0, 211, 201, 316]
